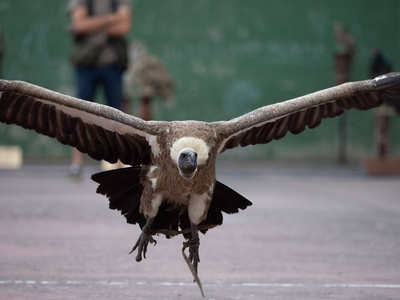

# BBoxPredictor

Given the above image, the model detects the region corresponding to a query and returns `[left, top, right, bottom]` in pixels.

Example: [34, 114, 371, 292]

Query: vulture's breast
[147, 161, 214, 198]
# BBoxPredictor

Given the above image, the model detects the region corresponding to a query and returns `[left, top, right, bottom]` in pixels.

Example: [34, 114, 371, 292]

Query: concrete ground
[0, 160, 399, 300]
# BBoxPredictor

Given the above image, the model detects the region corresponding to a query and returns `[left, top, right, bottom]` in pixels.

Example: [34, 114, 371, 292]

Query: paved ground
[0, 160, 399, 299]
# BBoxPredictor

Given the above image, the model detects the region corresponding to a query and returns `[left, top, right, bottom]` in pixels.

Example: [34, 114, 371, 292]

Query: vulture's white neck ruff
[170, 137, 209, 165]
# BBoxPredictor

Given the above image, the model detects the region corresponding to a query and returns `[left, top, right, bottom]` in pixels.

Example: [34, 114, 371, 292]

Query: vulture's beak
[178, 149, 198, 179]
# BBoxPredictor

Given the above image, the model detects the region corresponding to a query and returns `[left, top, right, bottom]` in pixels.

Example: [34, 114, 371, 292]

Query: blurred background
[0, 0, 399, 162]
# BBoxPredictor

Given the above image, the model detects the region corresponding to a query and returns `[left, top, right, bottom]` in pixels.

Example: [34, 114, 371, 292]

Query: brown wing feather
[215, 73, 400, 153]
[0, 80, 166, 165]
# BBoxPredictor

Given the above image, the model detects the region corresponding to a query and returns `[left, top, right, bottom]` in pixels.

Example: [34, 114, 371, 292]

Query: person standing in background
[370, 49, 398, 159]
[0, 26, 4, 78]
[333, 23, 357, 164]
[68, 0, 132, 179]
[334, 23, 356, 85]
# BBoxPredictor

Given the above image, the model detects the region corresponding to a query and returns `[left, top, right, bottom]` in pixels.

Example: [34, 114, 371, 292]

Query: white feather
[170, 137, 209, 165]
[150, 178, 157, 189]
[146, 134, 161, 157]
[149, 165, 158, 174]
[188, 192, 209, 224]
[148, 166, 158, 189]
[149, 194, 163, 218]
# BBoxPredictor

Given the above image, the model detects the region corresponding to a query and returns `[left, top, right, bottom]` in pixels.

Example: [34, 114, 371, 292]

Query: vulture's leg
[130, 216, 157, 262]
[186, 192, 212, 275]
[184, 222, 200, 274]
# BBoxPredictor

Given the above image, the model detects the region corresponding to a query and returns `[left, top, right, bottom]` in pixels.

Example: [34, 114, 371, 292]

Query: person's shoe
[69, 164, 83, 181]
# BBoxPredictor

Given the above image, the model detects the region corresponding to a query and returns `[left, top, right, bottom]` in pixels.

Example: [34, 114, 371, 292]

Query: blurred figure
[371, 48, 392, 78]
[334, 23, 357, 85]
[125, 41, 174, 121]
[370, 49, 399, 158]
[334, 23, 357, 164]
[0, 26, 4, 78]
[68, 0, 132, 178]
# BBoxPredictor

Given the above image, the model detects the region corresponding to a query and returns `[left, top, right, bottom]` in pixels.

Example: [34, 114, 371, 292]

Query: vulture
[1, 73, 400, 292]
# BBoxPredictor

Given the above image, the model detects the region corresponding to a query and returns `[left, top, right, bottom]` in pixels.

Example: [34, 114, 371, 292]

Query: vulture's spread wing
[215, 73, 400, 154]
[0, 80, 166, 165]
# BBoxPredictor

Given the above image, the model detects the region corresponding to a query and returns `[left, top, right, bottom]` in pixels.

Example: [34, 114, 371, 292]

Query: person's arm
[107, 6, 132, 37]
[71, 6, 119, 35]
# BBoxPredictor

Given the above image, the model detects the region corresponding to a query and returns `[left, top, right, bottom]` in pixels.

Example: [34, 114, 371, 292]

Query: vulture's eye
[181, 153, 187, 158]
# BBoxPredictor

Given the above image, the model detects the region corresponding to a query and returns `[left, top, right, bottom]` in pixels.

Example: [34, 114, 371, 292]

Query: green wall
[1, 0, 399, 161]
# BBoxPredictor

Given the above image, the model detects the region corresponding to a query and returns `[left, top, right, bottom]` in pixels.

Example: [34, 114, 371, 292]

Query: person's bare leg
[70, 148, 84, 179]
[141, 96, 152, 121]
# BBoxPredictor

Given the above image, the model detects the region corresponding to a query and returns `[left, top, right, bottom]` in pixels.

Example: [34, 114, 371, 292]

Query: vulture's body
[1, 73, 400, 293]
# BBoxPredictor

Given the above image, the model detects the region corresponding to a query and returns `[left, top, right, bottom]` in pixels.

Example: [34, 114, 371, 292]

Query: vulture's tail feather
[91, 167, 252, 238]
[91, 166, 146, 227]
[211, 181, 253, 214]
[92, 166, 142, 196]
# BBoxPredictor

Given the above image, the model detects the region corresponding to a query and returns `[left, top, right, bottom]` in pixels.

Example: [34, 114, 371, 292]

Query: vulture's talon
[184, 235, 200, 274]
[130, 231, 157, 262]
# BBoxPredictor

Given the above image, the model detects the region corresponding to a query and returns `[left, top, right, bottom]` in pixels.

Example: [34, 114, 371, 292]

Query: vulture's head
[170, 137, 210, 180]
[178, 148, 198, 179]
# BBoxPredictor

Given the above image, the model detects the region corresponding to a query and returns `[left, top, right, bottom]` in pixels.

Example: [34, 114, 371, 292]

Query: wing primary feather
[72, 118, 89, 155]
[217, 74, 400, 153]
[55, 109, 77, 145]
[327, 102, 344, 118]
[265, 118, 286, 141]
[90, 126, 112, 162]
[3, 92, 25, 123]
[82, 123, 104, 161]
[355, 93, 382, 110]
[288, 109, 307, 134]
[318, 102, 329, 119]
[124, 134, 151, 165]
[305, 106, 321, 129]
[363, 92, 382, 107]
[336, 98, 353, 110]
[0, 80, 161, 165]
[115, 134, 133, 165]
[255, 122, 275, 143]
[28, 100, 43, 130]
[98, 128, 120, 164]
[273, 115, 290, 140]
[46, 105, 58, 137]
[15, 95, 32, 125]
[36, 102, 51, 136]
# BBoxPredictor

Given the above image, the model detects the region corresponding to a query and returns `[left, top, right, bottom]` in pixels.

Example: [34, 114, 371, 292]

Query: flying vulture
[1, 73, 400, 291]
